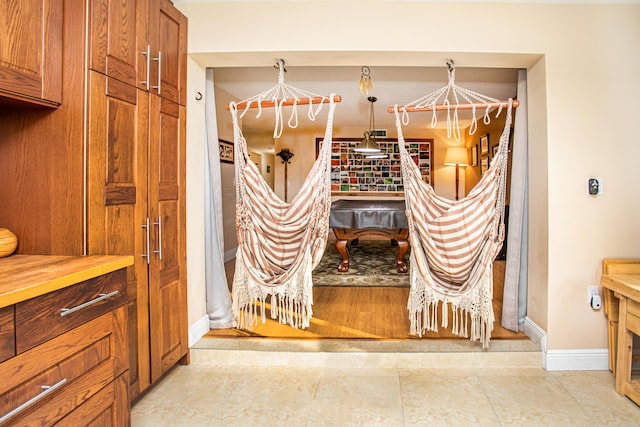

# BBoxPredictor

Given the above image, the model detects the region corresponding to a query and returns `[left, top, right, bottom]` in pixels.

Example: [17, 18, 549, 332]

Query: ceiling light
[354, 96, 381, 153]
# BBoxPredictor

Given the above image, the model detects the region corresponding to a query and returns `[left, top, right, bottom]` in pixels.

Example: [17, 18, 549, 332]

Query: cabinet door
[148, 0, 187, 105]
[88, 0, 148, 91]
[86, 71, 151, 398]
[0, 0, 62, 106]
[148, 95, 187, 382]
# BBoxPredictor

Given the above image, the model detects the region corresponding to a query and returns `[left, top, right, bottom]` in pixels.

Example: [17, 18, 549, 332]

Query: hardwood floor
[208, 256, 525, 340]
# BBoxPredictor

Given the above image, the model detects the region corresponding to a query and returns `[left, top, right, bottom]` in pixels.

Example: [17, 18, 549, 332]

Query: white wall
[176, 1, 640, 352]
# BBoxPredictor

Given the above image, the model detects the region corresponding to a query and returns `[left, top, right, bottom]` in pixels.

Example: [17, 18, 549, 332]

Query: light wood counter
[0, 255, 134, 309]
[601, 274, 640, 406]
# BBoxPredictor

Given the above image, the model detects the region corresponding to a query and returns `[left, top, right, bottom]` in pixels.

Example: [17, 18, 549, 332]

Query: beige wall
[177, 1, 640, 351]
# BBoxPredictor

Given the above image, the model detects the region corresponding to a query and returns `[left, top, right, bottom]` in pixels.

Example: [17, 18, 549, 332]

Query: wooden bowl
[0, 228, 18, 257]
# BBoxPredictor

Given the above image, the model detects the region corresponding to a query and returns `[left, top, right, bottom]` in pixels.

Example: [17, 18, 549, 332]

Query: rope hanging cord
[387, 66, 518, 142]
[226, 59, 342, 138]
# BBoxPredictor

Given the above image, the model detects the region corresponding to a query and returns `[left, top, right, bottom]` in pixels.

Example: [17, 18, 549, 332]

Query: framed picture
[218, 139, 234, 164]
[480, 134, 489, 155]
[471, 144, 478, 166]
[492, 144, 499, 158]
[481, 157, 489, 175]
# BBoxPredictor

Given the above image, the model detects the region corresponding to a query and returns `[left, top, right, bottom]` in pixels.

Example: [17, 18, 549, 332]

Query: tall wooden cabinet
[0, 0, 63, 107]
[86, 0, 188, 401]
[0, 0, 188, 409]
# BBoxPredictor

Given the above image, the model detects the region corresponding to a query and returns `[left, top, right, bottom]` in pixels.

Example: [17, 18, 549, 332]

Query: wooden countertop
[601, 274, 640, 301]
[0, 255, 134, 308]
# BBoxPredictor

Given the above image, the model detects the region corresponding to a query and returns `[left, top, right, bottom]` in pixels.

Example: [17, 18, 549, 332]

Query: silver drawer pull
[0, 378, 67, 424]
[59, 290, 119, 317]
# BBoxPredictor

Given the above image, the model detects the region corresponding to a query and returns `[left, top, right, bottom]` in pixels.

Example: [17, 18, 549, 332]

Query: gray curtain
[205, 68, 235, 329]
[502, 69, 529, 332]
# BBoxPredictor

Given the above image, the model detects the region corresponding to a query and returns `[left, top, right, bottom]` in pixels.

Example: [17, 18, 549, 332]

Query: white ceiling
[214, 65, 518, 143]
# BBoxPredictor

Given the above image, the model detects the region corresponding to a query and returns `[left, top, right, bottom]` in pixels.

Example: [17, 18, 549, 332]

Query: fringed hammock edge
[229, 94, 339, 331]
[394, 99, 514, 348]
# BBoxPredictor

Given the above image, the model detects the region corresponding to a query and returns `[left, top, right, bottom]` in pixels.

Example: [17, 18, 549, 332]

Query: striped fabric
[395, 100, 513, 348]
[229, 96, 338, 330]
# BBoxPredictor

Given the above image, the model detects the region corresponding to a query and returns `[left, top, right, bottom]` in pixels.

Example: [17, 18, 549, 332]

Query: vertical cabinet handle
[141, 217, 150, 264]
[140, 45, 150, 90]
[0, 378, 68, 424]
[153, 216, 163, 260]
[152, 51, 162, 95]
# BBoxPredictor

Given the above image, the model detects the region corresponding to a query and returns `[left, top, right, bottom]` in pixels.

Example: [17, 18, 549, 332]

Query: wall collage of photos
[317, 138, 433, 194]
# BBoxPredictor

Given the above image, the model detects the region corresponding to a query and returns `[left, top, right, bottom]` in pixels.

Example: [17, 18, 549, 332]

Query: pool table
[329, 199, 409, 273]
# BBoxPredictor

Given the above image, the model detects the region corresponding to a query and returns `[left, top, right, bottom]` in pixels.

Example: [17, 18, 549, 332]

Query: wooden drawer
[55, 373, 130, 426]
[629, 299, 640, 336]
[15, 269, 127, 353]
[0, 306, 14, 363]
[0, 305, 127, 426]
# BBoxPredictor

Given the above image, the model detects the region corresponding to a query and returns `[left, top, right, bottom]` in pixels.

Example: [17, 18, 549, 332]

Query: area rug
[313, 240, 410, 287]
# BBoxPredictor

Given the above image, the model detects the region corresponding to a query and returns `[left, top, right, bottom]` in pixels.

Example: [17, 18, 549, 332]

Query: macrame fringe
[407, 259, 495, 349]
[232, 247, 314, 331]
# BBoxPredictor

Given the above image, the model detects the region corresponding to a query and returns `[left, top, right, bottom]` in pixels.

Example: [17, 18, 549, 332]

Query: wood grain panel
[0, 305, 15, 362]
[88, 0, 138, 87]
[154, 0, 187, 104]
[86, 70, 151, 397]
[0, 306, 128, 426]
[148, 93, 187, 382]
[0, 0, 62, 105]
[0, 255, 133, 308]
[0, 0, 85, 255]
[105, 185, 137, 205]
[15, 269, 126, 353]
[55, 373, 130, 427]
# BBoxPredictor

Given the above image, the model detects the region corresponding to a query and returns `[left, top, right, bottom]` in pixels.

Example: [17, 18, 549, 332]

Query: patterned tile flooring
[131, 340, 640, 426]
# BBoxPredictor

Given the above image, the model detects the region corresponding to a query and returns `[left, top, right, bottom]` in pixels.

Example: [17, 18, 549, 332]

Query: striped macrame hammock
[393, 66, 514, 348]
[227, 63, 339, 330]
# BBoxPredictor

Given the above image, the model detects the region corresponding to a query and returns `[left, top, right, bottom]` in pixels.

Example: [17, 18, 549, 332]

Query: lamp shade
[444, 147, 469, 166]
[354, 131, 381, 153]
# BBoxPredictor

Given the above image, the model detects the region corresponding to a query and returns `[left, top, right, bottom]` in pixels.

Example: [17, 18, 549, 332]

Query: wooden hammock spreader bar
[387, 99, 519, 113]
[226, 95, 342, 110]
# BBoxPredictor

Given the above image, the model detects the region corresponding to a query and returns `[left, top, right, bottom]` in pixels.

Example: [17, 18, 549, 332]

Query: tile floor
[131, 339, 640, 426]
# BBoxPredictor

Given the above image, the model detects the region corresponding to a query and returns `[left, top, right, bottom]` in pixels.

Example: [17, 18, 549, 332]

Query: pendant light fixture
[355, 96, 382, 154]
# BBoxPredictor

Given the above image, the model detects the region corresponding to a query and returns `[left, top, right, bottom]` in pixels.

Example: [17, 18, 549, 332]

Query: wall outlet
[587, 178, 603, 195]
[588, 285, 602, 309]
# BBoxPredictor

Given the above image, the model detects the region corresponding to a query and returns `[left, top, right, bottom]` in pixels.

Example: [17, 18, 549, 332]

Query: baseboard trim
[189, 314, 210, 347]
[523, 317, 609, 371]
[523, 316, 546, 352]
[545, 349, 609, 371]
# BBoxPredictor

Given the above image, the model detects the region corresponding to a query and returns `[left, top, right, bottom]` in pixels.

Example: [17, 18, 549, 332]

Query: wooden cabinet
[0, 0, 188, 409]
[0, 259, 131, 426]
[151, 0, 188, 105]
[0, 0, 63, 107]
[88, 0, 187, 105]
[86, 71, 151, 399]
[87, 65, 188, 398]
[147, 93, 188, 382]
